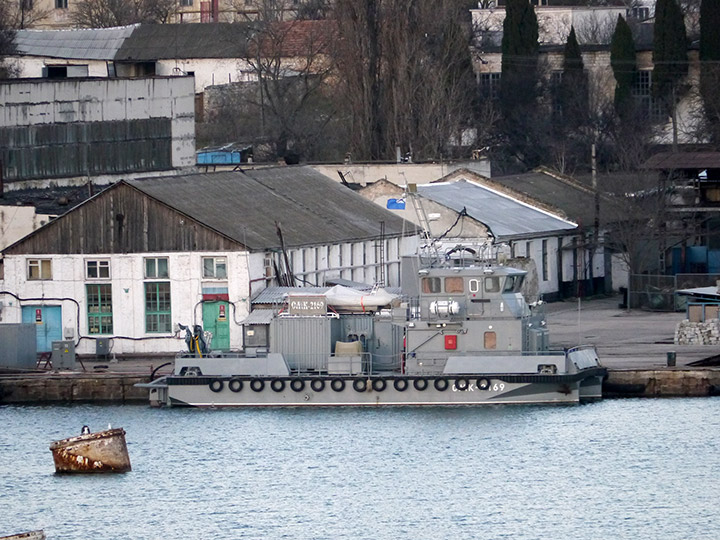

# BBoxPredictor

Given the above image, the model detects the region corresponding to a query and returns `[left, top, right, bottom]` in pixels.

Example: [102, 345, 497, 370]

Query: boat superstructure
[139, 245, 605, 407]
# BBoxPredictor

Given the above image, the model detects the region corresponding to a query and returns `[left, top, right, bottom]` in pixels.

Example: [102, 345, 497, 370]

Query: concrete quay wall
[604, 369, 720, 398]
[1, 370, 720, 403]
[0, 374, 150, 404]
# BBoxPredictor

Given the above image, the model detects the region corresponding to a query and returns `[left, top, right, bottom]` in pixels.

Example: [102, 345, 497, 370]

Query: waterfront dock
[547, 295, 720, 397]
[1, 294, 718, 403]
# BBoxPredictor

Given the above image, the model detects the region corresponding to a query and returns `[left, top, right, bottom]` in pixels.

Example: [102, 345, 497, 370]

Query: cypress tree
[560, 27, 588, 129]
[700, 0, 720, 62]
[500, 0, 541, 165]
[610, 14, 636, 120]
[700, 0, 720, 143]
[653, 0, 688, 109]
[500, 0, 539, 115]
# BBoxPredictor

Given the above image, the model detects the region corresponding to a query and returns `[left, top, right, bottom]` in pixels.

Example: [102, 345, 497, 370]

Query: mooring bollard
[667, 351, 676, 367]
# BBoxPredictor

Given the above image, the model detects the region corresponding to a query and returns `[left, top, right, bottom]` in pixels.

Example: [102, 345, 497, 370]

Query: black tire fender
[477, 378, 491, 391]
[270, 379, 285, 392]
[331, 379, 346, 392]
[372, 378, 387, 392]
[455, 377, 469, 391]
[353, 379, 367, 392]
[394, 378, 409, 392]
[434, 378, 449, 392]
[310, 379, 325, 392]
[290, 379, 305, 392]
[413, 378, 428, 391]
[228, 379, 243, 393]
[209, 379, 224, 393]
[250, 379, 265, 392]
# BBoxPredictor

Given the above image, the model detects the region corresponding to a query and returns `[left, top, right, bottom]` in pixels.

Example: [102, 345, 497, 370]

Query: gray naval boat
[139, 246, 606, 407]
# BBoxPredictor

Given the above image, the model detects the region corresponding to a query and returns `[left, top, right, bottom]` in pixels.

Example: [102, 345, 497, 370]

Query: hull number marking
[452, 382, 505, 392]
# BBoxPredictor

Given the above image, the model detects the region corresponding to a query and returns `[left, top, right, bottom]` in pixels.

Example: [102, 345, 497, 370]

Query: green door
[202, 301, 230, 351]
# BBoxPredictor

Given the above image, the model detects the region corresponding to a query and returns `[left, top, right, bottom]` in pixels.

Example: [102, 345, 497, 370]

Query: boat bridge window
[484, 276, 500, 293]
[444, 277, 464, 293]
[484, 331, 497, 349]
[504, 276, 524, 292]
[422, 277, 442, 293]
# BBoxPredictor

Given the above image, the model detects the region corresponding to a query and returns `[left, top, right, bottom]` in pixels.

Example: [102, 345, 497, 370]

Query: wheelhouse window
[87, 284, 113, 334]
[86, 260, 110, 279]
[28, 259, 52, 280]
[145, 257, 169, 279]
[145, 282, 171, 333]
[503, 275, 524, 293]
[484, 276, 500, 293]
[444, 277, 464, 293]
[484, 331, 497, 349]
[203, 257, 227, 279]
[421, 277, 442, 293]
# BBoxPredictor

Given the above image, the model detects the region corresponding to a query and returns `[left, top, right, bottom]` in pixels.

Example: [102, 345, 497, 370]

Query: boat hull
[49, 428, 131, 473]
[149, 370, 606, 407]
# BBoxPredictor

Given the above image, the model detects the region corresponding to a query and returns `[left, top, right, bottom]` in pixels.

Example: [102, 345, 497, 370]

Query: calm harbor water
[1, 399, 719, 540]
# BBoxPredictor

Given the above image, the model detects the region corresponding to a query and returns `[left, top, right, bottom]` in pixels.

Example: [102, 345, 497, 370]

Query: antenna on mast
[406, 183, 439, 262]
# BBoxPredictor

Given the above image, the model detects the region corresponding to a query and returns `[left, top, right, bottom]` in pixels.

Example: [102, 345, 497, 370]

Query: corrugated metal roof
[115, 23, 252, 61]
[642, 152, 720, 170]
[15, 25, 137, 60]
[417, 180, 577, 240]
[251, 286, 329, 305]
[240, 309, 276, 325]
[127, 166, 417, 250]
[488, 170, 606, 227]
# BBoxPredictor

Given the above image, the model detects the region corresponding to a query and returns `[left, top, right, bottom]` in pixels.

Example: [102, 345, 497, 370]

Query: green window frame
[145, 282, 171, 333]
[87, 284, 113, 334]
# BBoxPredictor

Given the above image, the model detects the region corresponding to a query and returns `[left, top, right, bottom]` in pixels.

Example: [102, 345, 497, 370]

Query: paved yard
[546, 295, 717, 369]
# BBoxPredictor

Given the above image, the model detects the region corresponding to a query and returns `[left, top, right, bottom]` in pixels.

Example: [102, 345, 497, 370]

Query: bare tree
[332, 0, 477, 161]
[231, 0, 302, 22]
[11, 0, 52, 29]
[574, 11, 618, 44]
[71, 0, 177, 27]
[602, 170, 668, 276]
[244, 19, 340, 159]
[198, 19, 343, 161]
[296, 0, 332, 19]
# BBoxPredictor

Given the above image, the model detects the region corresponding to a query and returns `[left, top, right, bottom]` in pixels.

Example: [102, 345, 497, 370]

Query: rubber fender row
[209, 377, 493, 393]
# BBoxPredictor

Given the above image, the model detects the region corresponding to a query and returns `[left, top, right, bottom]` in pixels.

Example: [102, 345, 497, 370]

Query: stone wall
[675, 319, 720, 345]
